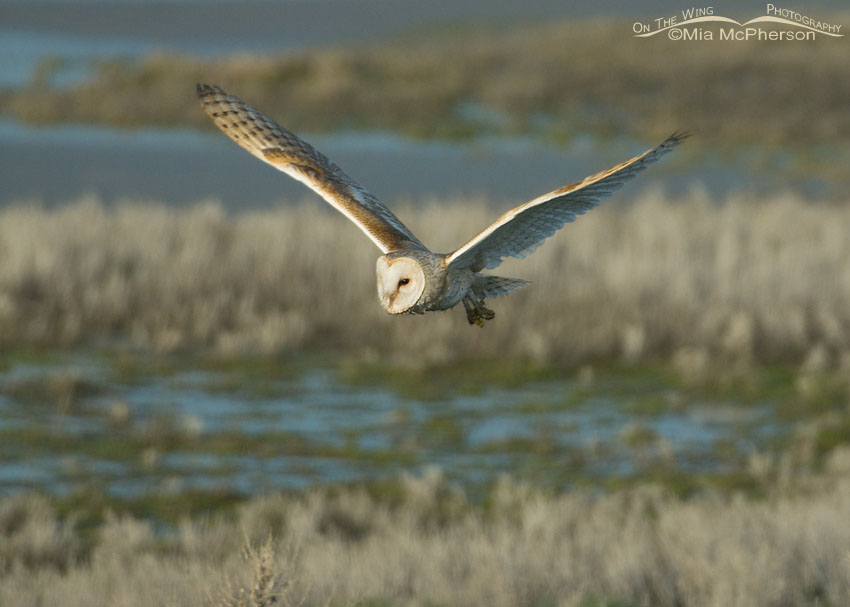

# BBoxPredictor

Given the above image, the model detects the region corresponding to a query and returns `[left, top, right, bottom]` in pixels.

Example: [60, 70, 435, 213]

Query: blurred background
[1, 2, 850, 605]
[1, 0, 848, 206]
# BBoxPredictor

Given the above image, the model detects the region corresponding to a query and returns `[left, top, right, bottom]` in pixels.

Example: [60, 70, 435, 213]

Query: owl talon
[463, 296, 495, 326]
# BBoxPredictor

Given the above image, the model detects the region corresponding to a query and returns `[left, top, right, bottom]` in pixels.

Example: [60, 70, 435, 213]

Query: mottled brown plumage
[197, 83, 423, 253]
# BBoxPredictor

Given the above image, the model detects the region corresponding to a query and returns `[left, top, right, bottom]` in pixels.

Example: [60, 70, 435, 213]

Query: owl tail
[473, 275, 530, 299]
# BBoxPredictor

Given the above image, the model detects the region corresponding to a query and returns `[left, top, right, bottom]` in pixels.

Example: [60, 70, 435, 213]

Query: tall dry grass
[1, 192, 849, 367]
[2, 465, 850, 606]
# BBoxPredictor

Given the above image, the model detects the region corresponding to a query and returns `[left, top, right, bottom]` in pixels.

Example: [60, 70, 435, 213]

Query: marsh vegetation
[3, 467, 850, 607]
[1, 191, 849, 367]
[3, 12, 850, 606]
[4, 19, 848, 145]
[3, 191, 850, 604]
[5, 345, 846, 502]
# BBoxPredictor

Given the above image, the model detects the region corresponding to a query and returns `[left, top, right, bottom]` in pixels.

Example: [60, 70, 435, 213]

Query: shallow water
[0, 0, 693, 87]
[3, 118, 838, 211]
[0, 351, 780, 497]
[3, 1, 847, 209]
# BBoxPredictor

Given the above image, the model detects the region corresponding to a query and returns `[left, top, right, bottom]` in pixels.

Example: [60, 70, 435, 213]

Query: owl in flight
[197, 84, 685, 326]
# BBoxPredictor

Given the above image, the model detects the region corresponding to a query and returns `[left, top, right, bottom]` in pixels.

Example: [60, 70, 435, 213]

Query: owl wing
[197, 84, 424, 253]
[445, 133, 687, 271]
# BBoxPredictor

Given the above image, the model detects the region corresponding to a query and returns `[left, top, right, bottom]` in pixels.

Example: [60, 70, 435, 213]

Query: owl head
[376, 255, 426, 314]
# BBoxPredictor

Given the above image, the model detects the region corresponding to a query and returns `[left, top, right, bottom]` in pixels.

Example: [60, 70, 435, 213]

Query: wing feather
[197, 83, 424, 253]
[445, 133, 688, 271]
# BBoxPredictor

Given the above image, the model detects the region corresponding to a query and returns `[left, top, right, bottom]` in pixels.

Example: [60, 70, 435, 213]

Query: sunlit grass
[1, 191, 849, 370]
[2, 346, 850, 605]
[3, 468, 850, 606]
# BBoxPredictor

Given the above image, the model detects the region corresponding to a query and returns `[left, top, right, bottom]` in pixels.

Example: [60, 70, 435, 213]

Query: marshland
[2, 5, 850, 606]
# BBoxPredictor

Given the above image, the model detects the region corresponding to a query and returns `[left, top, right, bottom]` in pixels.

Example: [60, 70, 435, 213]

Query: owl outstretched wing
[445, 133, 688, 271]
[197, 84, 424, 253]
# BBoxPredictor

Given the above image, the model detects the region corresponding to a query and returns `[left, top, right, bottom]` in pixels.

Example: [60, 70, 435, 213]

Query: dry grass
[2, 465, 850, 606]
[5, 19, 849, 144]
[217, 536, 290, 607]
[1, 191, 849, 368]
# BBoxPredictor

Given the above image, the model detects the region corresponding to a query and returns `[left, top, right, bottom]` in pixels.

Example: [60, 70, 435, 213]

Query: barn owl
[197, 84, 686, 326]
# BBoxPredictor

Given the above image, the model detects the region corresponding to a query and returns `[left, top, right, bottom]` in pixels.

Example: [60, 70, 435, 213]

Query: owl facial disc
[376, 256, 426, 314]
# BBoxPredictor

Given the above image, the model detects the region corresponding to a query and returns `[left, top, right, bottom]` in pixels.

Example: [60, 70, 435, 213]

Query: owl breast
[426, 264, 474, 311]
[376, 249, 462, 315]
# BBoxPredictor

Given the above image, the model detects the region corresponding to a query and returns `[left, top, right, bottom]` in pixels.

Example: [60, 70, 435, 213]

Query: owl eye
[398, 278, 410, 287]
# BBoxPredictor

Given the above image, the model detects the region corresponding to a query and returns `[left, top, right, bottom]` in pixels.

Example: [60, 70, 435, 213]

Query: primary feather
[445, 133, 688, 271]
[197, 83, 686, 326]
[197, 83, 424, 253]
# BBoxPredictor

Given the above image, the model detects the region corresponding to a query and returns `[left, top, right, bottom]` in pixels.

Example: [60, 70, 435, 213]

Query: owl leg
[462, 296, 495, 327]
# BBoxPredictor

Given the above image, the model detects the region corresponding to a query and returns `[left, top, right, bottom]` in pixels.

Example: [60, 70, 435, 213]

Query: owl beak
[376, 256, 393, 310]
[379, 285, 397, 310]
